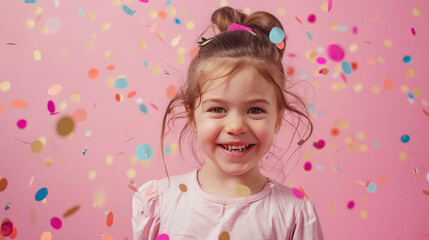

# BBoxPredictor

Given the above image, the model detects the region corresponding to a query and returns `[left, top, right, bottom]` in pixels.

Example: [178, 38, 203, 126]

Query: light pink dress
[132, 168, 324, 240]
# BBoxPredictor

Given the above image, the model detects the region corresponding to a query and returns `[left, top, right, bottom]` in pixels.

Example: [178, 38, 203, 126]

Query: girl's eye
[208, 107, 226, 113]
[248, 107, 264, 114]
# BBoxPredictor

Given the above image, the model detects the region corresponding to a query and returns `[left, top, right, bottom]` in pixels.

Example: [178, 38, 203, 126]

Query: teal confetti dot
[165, 146, 171, 154]
[269, 27, 285, 44]
[403, 55, 411, 63]
[142, 60, 149, 67]
[408, 93, 414, 99]
[306, 32, 313, 40]
[136, 144, 153, 161]
[25, 0, 35, 3]
[400, 134, 410, 143]
[342, 61, 353, 75]
[35, 187, 48, 201]
[139, 104, 148, 114]
[77, 9, 85, 17]
[367, 182, 377, 193]
[166, 0, 172, 5]
[373, 142, 381, 147]
[123, 5, 135, 16]
[114, 78, 128, 89]
[174, 18, 181, 24]
[308, 104, 315, 111]
[338, 26, 348, 32]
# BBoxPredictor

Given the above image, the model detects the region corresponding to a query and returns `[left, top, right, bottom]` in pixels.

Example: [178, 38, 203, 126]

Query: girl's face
[192, 67, 282, 178]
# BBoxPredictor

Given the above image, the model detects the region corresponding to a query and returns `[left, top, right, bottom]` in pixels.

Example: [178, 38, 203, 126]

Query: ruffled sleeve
[291, 197, 325, 240]
[132, 180, 161, 240]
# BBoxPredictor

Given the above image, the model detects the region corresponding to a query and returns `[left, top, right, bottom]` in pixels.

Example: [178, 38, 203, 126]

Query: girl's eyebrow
[202, 98, 271, 105]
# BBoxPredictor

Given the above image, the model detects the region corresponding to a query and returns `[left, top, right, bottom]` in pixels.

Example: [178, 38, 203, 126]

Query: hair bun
[211, 6, 247, 32]
[243, 11, 285, 37]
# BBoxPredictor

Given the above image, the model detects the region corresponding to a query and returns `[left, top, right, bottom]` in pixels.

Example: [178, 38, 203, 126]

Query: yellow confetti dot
[59, 102, 67, 111]
[303, 151, 311, 159]
[354, 83, 363, 92]
[170, 143, 178, 154]
[344, 137, 352, 145]
[356, 132, 365, 140]
[105, 50, 114, 59]
[112, 0, 120, 6]
[335, 64, 343, 73]
[398, 151, 407, 161]
[102, 22, 111, 31]
[31, 140, 44, 154]
[359, 144, 368, 152]
[220, 0, 228, 7]
[44, 157, 53, 166]
[34, 6, 43, 15]
[149, 10, 157, 19]
[93, 188, 106, 208]
[321, 2, 328, 12]
[141, 161, 149, 167]
[26, 19, 35, 28]
[40, 231, 52, 240]
[106, 155, 114, 165]
[284, 181, 293, 188]
[349, 142, 357, 150]
[106, 77, 115, 87]
[186, 21, 195, 30]
[167, 7, 176, 16]
[243, 7, 251, 15]
[277, 7, 286, 16]
[89, 170, 97, 180]
[329, 204, 336, 212]
[384, 39, 393, 47]
[0, 81, 11, 92]
[176, 55, 185, 64]
[412, 7, 421, 16]
[413, 89, 422, 98]
[87, 42, 94, 50]
[179, 183, 187, 192]
[130, 156, 137, 164]
[138, 41, 147, 50]
[309, 51, 318, 61]
[33, 50, 42, 61]
[421, 99, 428, 107]
[153, 66, 161, 75]
[41, 26, 49, 35]
[235, 184, 251, 196]
[70, 92, 81, 103]
[177, 47, 186, 55]
[340, 122, 349, 130]
[91, 33, 97, 40]
[330, 22, 339, 30]
[400, 85, 409, 93]
[360, 209, 368, 219]
[126, 168, 136, 178]
[349, 44, 358, 52]
[405, 68, 414, 78]
[87, 13, 95, 20]
[371, 86, 380, 94]
[377, 56, 385, 63]
[331, 82, 340, 91]
[171, 34, 181, 47]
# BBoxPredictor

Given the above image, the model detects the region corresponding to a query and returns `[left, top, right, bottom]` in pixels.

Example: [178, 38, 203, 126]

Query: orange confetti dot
[72, 108, 87, 122]
[106, 211, 113, 227]
[286, 67, 295, 76]
[365, 59, 376, 65]
[378, 174, 389, 186]
[331, 128, 339, 136]
[9, 227, 17, 239]
[384, 78, 393, 91]
[106, 65, 115, 70]
[102, 233, 113, 240]
[88, 68, 99, 80]
[166, 85, 176, 100]
[115, 93, 122, 102]
[10, 100, 29, 109]
[158, 11, 167, 19]
[0, 103, 5, 114]
[190, 47, 199, 58]
[275, 41, 285, 49]
[127, 91, 137, 98]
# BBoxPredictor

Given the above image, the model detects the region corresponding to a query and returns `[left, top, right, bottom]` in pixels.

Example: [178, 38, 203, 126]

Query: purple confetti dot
[17, 119, 27, 129]
[51, 217, 62, 229]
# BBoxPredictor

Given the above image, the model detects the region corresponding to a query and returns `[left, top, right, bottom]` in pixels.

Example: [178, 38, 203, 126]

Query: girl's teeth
[221, 144, 251, 152]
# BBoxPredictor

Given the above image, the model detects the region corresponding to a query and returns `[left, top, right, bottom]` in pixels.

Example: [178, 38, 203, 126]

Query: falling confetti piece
[47, 100, 59, 115]
[383, 78, 393, 91]
[306, 32, 313, 40]
[327, 44, 345, 61]
[314, 139, 325, 149]
[158, 10, 167, 19]
[367, 182, 377, 193]
[63, 205, 80, 218]
[422, 190, 429, 196]
[82, 147, 88, 156]
[122, 5, 135, 16]
[269, 27, 285, 44]
[291, 188, 304, 199]
[328, 0, 333, 12]
[56, 116, 75, 137]
[72, 108, 87, 122]
[50, 217, 62, 229]
[8, 227, 17, 239]
[31, 140, 44, 153]
[347, 201, 355, 209]
[140, 104, 148, 114]
[400, 134, 410, 143]
[341, 61, 353, 74]
[308, 14, 316, 23]
[0, 178, 8, 191]
[40, 231, 52, 240]
[155, 234, 170, 240]
[136, 144, 153, 161]
[88, 68, 99, 80]
[102, 233, 113, 240]
[115, 78, 128, 89]
[235, 184, 251, 196]
[33, 50, 42, 61]
[411, 27, 416, 36]
[139, 0, 149, 2]
[10, 100, 29, 109]
[25, 0, 35, 3]
[35, 187, 48, 201]
[171, 34, 181, 47]
[304, 162, 312, 171]
[295, 16, 302, 24]
[17, 119, 27, 129]
[1, 220, 13, 237]
[219, 232, 230, 240]
[106, 211, 113, 227]
[47, 84, 62, 96]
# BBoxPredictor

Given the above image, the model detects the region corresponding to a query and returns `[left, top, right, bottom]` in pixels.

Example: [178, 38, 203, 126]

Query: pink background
[1, 0, 428, 239]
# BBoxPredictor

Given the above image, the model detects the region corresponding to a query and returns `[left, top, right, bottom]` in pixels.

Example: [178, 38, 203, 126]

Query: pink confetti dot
[50, 217, 62, 229]
[316, 57, 327, 64]
[352, 26, 358, 34]
[17, 119, 27, 129]
[411, 27, 416, 36]
[304, 162, 312, 171]
[327, 44, 345, 62]
[347, 201, 355, 209]
[156, 234, 170, 240]
[291, 188, 304, 199]
[314, 139, 326, 149]
[308, 14, 316, 23]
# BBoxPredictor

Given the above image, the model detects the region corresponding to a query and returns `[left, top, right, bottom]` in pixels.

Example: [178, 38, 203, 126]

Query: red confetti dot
[351, 62, 358, 71]
[106, 211, 113, 227]
[331, 128, 339, 136]
[88, 68, 99, 80]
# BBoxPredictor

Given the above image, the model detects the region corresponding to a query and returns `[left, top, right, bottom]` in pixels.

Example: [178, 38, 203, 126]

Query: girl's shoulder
[269, 180, 316, 211]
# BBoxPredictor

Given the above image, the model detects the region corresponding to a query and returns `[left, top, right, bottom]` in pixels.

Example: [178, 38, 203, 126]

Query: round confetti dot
[179, 184, 187, 192]
[106, 155, 114, 165]
[349, 43, 358, 52]
[56, 116, 75, 136]
[104, 50, 114, 59]
[50, 217, 62, 229]
[269, 27, 285, 44]
[88, 68, 99, 80]
[0, 103, 5, 115]
[17, 119, 27, 129]
[331, 128, 339, 136]
[166, 85, 176, 100]
[308, 14, 316, 23]
[367, 182, 377, 193]
[139, 41, 148, 50]
[358, 144, 368, 152]
[114, 78, 128, 89]
[314, 139, 325, 149]
[88, 171, 97, 180]
[403, 55, 411, 63]
[398, 151, 407, 161]
[304, 162, 312, 171]
[176, 55, 185, 63]
[139, 104, 148, 114]
[327, 44, 345, 62]
[0, 178, 8, 192]
[31, 140, 44, 153]
[186, 21, 195, 30]
[33, 50, 42, 61]
[277, 7, 286, 16]
[384, 78, 393, 91]
[70, 91, 81, 103]
[126, 169, 136, 178]
[155, 234, 169, 240]
[136, 144, 154, 161]
[219, 232, 230, 240]
[40, 231, 52, 240]
[378, 174, 388, 185]
[347, 201, 355, 209]
[102, 233, 113, 240]
[101, 22, 110, 30]
[400, 134, 410, 143]
[8, 226, 17, 239]
[235, 184, 251, 196]
[412, 7, 421, 16]
[153, 66, 162, 75]
[360, 210, 368, 219]
[167, 7, 176, 16]
[158, 10, 167, 19]
[44, 158, 53, 166]
[35, 187, 48, 201]
[384, 39, 393, 47]
[405, 68, 414, 78]
[316, 57, 326, 64]
[0, 81, 11, 91]
[1, 220, 13, 237]
[291, 187, 304, 199]
[106, 211, 113, 227]
[341, 61, 352, 74]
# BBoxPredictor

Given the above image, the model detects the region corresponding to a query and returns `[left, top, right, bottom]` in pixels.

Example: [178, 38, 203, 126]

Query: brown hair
[160, 6, 313, 185]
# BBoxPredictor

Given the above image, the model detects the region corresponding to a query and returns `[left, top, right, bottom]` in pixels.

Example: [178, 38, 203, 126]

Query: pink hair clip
[228, 23, 257, 36]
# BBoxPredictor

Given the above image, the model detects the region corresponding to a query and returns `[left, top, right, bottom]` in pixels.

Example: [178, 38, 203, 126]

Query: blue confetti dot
[306, 32, 313, 40]
[166, 0, 172, 5]
[25, 0, 35, 3]
[123, 5, 135, 16]
[308, 104, 315, 111]
[174, 18, 181, 24]
[35, 187, 48, 201]
[142, 60, 149, 67]
[367, 182, 377, 193]
[408, 93, 414, 99]
[78, 8, 85, 17]
[338, 25, 348, 32]
[403, 55, 411, 63]
[342, 61, 353, 75]
[165, 146, 171, 154]
[114, 78, 128, 89]
[400, 134, 410, 143]
[373, 142, 381, 147]
[140, 104, 148, 114]
[136, 144, 153, 161]
[269, 27, 285, 44]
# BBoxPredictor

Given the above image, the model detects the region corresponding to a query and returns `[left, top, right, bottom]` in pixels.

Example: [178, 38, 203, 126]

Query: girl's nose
[224, 113, 248, 135]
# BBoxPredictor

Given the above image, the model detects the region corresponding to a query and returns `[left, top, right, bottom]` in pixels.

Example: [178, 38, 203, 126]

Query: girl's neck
[197, 165, 269, 198]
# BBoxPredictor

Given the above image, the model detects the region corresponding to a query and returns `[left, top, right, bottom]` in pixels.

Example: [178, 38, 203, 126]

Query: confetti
[33, 50, 42, 61]
[411, 27, 416, 36]
[219, 232, 230, 240]
[0, 178, 8, 192]
[82, 147, 88, 156]
[328, 0, 333, 12]
[341, 61, 353, 74]
[304, 162, 312, 171]
[403, 55, 411, 63]
[235, 184, 251, 196]
[347, 201, 355, 209]
[367, 182, 377, 193]
[35, 187, 48, 201]
[308, 14, 316, 23]
[136, 144, 154, 161]
[72, 108, 87, 122]
[122, 5, 135, 16]
[17, 119, 27, 129]
[10, 100, 28, 109]
[295, 16, 302, 24]
[139, 104, 148, 114]
[88, 68, 99, 80]
[4, 202, 11, 210]
[31, 140, 44, 153]
[50, 217, 62, 229]
[114, 78, 128, 89]
[314, 139, 325, 149]
[1, 220, 13, 237]
[56, 116, 75, 137]
[400, 134, 410, 143]
[156, 234, 170, 240]
[63, 205, 80, 218]
[269, 27, 285, 44]
[327, 44, 345, 61]
[106, 211, 113, 227]
[291, 188, 304, 199]
[47, 100, 59, 115]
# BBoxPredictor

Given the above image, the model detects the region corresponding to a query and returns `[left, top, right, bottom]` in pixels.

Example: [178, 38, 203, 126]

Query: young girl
[133, 6, 324, 240]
